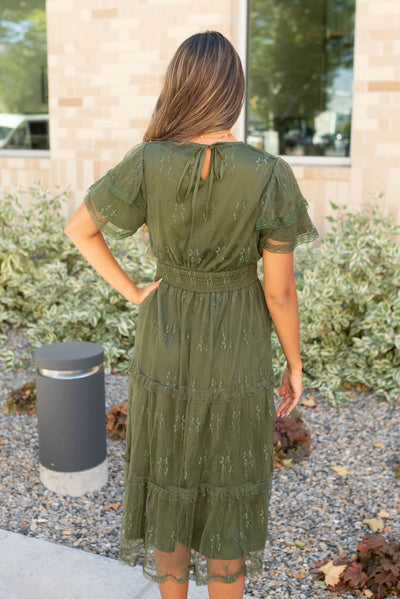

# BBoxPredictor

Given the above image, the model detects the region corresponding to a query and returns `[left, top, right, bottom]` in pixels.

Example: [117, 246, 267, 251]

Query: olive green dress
[84, 140, 319, 586]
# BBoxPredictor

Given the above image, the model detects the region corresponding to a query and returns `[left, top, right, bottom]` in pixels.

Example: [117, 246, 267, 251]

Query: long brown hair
[143, 31, 245, 144]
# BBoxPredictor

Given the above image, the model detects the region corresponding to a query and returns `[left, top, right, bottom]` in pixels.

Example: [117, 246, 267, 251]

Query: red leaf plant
[311, 534, 400, 598]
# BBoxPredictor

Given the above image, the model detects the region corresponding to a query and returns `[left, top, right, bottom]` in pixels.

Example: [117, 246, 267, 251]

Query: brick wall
[0, 0, 399, 237]
[350, 0, 400, 227]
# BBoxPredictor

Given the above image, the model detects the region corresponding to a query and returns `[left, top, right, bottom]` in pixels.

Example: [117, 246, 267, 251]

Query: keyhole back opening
[200, 147, 212, 182]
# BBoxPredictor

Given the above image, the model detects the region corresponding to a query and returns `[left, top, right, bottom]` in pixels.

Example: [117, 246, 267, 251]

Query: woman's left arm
[64, 202, 160, 305]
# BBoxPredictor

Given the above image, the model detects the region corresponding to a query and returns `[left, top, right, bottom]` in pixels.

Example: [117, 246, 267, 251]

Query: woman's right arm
[262, 245, 303, 416]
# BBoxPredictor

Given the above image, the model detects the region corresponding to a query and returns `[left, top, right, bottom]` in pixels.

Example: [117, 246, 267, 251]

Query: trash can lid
[35, 341, 104, 370]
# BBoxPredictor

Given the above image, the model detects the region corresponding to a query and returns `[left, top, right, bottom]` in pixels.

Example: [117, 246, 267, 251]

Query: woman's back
[145, 140, 273, 271]
[89, 139, 318, 271]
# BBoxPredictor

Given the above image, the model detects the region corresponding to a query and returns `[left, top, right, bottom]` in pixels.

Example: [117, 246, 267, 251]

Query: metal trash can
[35, 341, 108, 497]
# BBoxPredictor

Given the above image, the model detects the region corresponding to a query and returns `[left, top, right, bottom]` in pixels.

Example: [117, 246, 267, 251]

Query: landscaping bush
[2, 380, 37, 415]
[269, 198, 400, 406]
[0, 184, 156, 374]
[1, 185, 399, 405]
[273, 408, 311, 467]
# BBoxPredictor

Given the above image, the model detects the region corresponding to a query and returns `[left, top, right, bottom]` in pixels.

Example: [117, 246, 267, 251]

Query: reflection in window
[246, 0, 355, 157]
[0, 0, 49, 151]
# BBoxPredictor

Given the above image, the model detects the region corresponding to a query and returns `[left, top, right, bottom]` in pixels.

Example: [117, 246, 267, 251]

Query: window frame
[0, 149, 50, 158]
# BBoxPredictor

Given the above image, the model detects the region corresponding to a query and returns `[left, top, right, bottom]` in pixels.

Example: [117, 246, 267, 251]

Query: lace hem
[262, 227, 320, 253]
[118, 544, 264, 586]
[118, 472, 272, 585]
[128, 359, 275, 403]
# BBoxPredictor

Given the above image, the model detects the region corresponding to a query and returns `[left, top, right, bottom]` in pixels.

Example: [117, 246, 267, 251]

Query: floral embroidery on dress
[241, 447, 256, 475]
[209, 532, 223, 555]
[173, 412, 186, 435]
[156, 454, 169, 476]
[218, 452, 233, 483]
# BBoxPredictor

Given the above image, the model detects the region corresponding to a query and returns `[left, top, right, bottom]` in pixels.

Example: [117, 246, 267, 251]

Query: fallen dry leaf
[377, 509, 390, 519]
[296, 573, 305, 579]
[383, 525, 392, 533]
[103, 502, 121, 511]
[319, 560, 347, 587]
[363, 590, 374, 598]
[332, 465, 350, 476]
[362, 518, 384, 532]
[301, 395, 316, 407]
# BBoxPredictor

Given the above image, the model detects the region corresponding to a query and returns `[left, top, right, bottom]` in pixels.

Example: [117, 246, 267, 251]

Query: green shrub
[1, 186, 400, 406]
[268, 198, 400, 406]
[0, 184, 156, 374]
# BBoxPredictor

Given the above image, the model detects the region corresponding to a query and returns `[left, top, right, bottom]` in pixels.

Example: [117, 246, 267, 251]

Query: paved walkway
[0, 528, 254, 599]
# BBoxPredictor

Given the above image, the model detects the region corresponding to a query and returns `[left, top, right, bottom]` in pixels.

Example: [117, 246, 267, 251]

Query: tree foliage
[248, 0, 355, 151]
[0, 0, 48, 113]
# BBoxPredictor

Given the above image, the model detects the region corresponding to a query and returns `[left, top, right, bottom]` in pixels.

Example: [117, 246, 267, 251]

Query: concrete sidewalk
[0, 528, 254, 599]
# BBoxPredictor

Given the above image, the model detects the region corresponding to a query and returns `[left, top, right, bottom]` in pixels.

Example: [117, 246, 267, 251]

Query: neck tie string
[176, 145, 225, 212]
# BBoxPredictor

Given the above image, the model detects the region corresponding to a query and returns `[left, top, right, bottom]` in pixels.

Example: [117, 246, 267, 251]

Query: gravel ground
[1, 328, 399, 599]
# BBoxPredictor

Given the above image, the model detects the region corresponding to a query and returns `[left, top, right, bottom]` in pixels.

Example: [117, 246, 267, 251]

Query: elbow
[64, 225, 73, 239]
[264, 287, 296, 307]
[64, 217, 73, 237]
[64, 223, 79, 241]
[265, 292, 291, 307]
[64, 225, 100, 242]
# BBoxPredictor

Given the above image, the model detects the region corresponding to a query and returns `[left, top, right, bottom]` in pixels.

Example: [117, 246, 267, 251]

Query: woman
[64, 31, 318, 599]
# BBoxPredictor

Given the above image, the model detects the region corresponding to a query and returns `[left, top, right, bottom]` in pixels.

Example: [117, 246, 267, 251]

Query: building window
[0, 0, 49, 152]
[246, 0, 355, 158]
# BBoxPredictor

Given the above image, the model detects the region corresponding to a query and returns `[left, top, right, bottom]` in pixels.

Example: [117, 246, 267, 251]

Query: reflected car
[313, 132, 350, 156]
[334, 133, 350, 156]
[0, 113, 49, 150]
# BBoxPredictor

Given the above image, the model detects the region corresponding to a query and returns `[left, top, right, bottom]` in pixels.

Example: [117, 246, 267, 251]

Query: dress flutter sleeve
[83, 142, 147, 239]
[256, 156, 319, 254]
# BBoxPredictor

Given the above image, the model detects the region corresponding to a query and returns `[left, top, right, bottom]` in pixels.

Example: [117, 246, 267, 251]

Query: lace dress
[83, 140, 319, 586]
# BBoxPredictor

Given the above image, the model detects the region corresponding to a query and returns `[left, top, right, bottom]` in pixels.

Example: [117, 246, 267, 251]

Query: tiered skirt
[118, 262, 276, 585]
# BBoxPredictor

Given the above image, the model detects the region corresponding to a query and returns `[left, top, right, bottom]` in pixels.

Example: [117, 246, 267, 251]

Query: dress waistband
[155, 261, 259, 292]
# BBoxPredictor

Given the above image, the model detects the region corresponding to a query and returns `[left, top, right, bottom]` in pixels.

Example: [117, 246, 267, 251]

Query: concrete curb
[0, 528, 254, 598]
